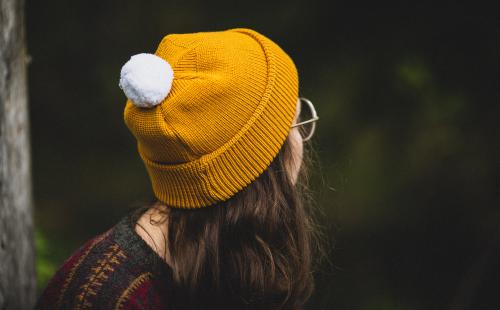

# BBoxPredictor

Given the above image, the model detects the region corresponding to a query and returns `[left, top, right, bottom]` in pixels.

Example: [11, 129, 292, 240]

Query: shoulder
[36, 214, 172, 310]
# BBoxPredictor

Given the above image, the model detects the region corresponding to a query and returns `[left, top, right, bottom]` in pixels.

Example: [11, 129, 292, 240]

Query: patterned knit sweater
[36, 212, 173, 310]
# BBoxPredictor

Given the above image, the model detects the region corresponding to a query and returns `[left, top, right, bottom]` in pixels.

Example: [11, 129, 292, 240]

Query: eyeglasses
[291, 97, 319, 142]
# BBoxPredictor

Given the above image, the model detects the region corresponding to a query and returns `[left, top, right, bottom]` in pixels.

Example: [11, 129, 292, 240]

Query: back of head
[120, 28, 320, 309]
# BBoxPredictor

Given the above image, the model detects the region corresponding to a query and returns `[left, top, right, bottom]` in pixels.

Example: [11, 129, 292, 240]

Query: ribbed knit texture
[124, 28, 298, 208]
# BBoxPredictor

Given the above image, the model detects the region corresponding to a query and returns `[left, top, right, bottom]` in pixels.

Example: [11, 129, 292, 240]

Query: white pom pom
[119, 53, 174, 108]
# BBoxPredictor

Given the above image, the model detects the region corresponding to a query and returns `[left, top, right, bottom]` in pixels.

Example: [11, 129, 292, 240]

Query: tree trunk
[0, 0, 36, 309]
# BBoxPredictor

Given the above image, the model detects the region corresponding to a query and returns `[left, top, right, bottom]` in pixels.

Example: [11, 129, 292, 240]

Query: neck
[134, 203, 174, 267]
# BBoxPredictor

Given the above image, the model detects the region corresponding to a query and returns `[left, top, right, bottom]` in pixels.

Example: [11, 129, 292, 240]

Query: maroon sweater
[36, 212, 173, 310]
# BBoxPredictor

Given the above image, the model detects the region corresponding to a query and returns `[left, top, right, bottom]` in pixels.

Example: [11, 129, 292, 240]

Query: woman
[37, 28, 322, 310]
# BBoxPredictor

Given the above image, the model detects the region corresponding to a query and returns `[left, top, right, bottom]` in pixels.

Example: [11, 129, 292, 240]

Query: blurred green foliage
[35, 229, 57, 287]
[27, 0, 499, 308]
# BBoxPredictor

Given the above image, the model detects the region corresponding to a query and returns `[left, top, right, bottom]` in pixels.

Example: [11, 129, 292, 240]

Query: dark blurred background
[27, 1, 499, 309]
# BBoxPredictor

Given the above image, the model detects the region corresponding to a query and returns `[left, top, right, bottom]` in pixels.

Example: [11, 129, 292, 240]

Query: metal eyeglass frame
[290, 97, 319, 141]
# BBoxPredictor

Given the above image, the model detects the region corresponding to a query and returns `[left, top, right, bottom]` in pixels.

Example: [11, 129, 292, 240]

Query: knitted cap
[121, 28, 298, 208]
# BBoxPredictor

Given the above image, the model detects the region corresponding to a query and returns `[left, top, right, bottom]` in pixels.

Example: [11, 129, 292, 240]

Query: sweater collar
[113, 211, 173, 280]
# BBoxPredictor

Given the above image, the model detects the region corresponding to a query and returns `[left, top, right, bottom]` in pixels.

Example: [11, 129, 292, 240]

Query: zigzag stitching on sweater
[113, 272, 153, 310]
[74, 243, 128, 310]
[56, 229, 111, 309]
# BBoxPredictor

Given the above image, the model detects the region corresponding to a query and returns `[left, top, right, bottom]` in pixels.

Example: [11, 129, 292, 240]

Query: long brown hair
[133, 134, 323, 309]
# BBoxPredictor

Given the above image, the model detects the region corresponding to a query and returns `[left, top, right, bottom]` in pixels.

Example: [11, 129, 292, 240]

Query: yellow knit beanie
[119, 28, 298, 208]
